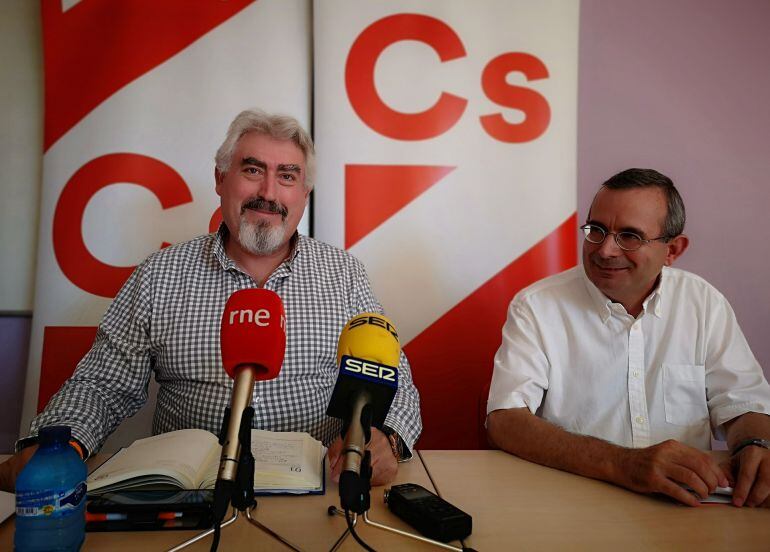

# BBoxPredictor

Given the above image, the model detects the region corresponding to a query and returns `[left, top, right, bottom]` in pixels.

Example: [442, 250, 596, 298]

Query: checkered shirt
[29, 227, 422, 457]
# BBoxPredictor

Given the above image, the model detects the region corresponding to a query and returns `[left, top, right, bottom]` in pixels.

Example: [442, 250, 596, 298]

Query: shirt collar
[581, 266, 665, 323]
[647, 268, 665, 318]
[270, 233, 302, 280]
[213, 223, 236, 271]
[581, 268, 614, 323]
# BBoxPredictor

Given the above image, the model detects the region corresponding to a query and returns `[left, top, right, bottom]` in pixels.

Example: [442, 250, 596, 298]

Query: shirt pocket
[663, 363, 708, 426]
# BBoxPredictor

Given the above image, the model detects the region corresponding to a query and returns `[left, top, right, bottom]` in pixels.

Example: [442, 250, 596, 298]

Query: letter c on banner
[53, 153, 192, 298]
[346, 13, 468, 140]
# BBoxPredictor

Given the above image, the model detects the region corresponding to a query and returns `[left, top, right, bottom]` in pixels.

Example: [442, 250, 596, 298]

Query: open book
[87, 428, 325, 495]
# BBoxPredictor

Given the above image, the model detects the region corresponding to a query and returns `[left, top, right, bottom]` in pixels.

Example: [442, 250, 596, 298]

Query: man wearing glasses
[486, 168, 770, 508]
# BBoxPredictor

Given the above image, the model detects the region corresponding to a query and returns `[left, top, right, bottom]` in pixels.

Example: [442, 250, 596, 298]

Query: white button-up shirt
[487, 266, 770, 450]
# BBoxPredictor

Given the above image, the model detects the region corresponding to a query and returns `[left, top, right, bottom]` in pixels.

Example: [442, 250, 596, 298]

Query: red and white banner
[24, 0, 578, 451]
[22, 0, 311, 450]
[314, 1, 579, 448]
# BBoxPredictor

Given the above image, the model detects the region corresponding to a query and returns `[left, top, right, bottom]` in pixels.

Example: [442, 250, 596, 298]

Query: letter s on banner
[346, 13, 468, 140]
[52, 153, 192, 298]
[480, 52, 551, 143]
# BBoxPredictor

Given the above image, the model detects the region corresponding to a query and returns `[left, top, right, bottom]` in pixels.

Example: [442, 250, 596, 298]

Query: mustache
[589, 254, 631, 269]
[241, 197, 288, 218]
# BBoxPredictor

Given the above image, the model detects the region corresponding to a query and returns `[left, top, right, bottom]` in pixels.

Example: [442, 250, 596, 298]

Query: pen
[86, 511, 184, 522]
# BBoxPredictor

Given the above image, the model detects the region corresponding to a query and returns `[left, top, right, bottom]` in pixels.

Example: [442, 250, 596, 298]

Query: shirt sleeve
[705, 290, 770, 439]
[348, 257, 423, 457]
[487, 295, 550, 417]
[26, 257, 157, 455]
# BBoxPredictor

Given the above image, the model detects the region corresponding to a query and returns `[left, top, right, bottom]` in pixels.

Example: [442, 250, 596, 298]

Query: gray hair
[215, 109, 315, 191]
[600, 168, 686, 238]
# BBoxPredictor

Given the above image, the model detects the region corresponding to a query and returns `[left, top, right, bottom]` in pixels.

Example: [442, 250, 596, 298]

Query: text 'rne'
[228, 309, 286, 329]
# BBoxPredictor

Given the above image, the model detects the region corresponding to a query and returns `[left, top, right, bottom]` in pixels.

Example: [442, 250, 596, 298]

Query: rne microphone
[326, 312, 400, 513]
[217, 289, 286, 484]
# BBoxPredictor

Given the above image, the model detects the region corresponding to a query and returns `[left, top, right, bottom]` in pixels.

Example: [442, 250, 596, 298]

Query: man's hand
[327, 428, 398, 487]
[615, 439, 730, 507]
[726, 445, 770, 507]
[0, 446, 38, 492]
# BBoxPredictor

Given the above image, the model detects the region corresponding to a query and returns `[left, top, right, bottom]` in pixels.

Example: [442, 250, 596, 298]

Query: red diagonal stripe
[345, 164, 454, 248]
[39, 326, 98, 412]
[41, 0, 255, 151]
[404, 213, 578, 449]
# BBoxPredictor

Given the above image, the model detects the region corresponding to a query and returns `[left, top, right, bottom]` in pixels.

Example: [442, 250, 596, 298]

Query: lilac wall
[578, 0, 770, 377]
[0, 316, 31, 453]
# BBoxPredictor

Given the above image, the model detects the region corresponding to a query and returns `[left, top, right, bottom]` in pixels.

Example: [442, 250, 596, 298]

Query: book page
[196, 440, 224, 490]
[251, 430, 325, 492]
[87, 429, 220, 493]
[197, 430, 325, 492]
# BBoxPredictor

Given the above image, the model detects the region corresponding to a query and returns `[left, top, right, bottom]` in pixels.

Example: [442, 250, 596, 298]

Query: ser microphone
[218, 288, 286, 483]
[326, 312, 400, 513]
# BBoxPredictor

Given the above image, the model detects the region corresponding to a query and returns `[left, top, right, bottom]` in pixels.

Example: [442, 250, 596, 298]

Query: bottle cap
[38, 425, 72, 446]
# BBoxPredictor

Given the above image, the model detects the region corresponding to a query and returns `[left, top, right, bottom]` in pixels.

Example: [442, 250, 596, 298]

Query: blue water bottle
[14, 426, 87, 551]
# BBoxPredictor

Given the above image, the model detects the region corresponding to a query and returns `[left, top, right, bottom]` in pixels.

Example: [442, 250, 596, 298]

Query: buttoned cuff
[15, 434, 90, 460]
[382, 424, 414, 462]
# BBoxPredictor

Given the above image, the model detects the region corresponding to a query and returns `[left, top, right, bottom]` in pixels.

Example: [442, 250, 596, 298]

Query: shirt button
[635, 416, 645, 425]
[632, 371, 640, 378]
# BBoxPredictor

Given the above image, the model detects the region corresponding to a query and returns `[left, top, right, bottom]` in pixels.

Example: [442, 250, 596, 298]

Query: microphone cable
[210, 521, 221, 552]
[345, 509, 376, 552]
[210, 473, 233, 552]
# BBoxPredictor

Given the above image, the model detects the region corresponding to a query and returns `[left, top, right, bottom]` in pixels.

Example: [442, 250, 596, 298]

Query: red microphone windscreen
[220, 289, 286, 380]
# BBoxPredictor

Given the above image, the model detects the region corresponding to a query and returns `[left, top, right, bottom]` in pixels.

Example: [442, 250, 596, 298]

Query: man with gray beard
[1, 109, 422, 492]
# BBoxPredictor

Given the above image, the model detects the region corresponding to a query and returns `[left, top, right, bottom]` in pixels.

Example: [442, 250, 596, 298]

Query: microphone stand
[168, 407, 302, 552]
[329, 422, 475, 552]
[328, 480, 474, 552]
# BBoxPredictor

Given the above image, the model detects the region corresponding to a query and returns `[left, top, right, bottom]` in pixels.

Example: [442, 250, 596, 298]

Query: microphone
[217, 289, 286, 483]
[210, 289, 285, 549]
[326, 313, 400, 513]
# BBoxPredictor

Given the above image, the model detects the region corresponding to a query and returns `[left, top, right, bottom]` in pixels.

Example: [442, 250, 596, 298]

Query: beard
[238, 217, 287, 255]
[236, 197, 290, 255]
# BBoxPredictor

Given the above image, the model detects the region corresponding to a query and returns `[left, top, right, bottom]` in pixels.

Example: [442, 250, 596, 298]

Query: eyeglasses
[580, 224, 670, 252]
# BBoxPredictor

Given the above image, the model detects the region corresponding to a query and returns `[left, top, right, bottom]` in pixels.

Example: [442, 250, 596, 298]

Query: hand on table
[327, 427, 398, 487]
[723, 445, 770, 508]
[617, 439, 730, 507]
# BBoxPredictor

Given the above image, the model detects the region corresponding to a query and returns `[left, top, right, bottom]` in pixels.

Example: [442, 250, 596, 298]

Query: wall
[0, 0, 41, 452]
[578, 0, 770, 378]
[0, 0, 42, 311]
